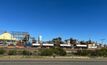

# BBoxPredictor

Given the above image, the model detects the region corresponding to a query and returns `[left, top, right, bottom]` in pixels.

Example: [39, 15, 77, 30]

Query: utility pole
[101, 39, 105, 44]
[100, 39, 106, 47]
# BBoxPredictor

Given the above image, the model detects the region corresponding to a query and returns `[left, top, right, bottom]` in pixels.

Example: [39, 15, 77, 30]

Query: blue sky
[0, 0, 107, 43]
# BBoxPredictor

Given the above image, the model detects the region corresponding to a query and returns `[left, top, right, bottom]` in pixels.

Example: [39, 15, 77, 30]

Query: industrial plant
[0, 31, 106, 50]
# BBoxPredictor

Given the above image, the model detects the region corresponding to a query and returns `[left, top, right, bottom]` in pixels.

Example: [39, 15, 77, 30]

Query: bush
[39, 47, 66, 56]
[53, 47, 66, 56]
[98, 48, 107, 57]
[0, 49, 6, 55]
[75, 48, 107, 57]
[22, 50, 32, 56]
[33, 50, 39, 56]
[76, 50, 91, 56]
[40, 49, 53, 56]
[8, 50, 17, 55]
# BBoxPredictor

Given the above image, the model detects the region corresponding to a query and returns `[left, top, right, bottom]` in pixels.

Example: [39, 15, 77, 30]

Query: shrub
[54, 47, 66, 56]
[22, 50, 32, 56]
[0, 49, 6, 55]
[39, 47, 66, 56]
[98, 48, 107, 57]
[77, 50, 90, 56]
[75, 48, 107, 57]
[33, 50, 42, 56]
[8, 50, 17, 55]
[40, 49, 53, 56]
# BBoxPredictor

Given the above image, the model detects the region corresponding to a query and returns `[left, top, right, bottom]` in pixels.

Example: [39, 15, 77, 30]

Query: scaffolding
[0, 30, 36, 48]
[10, 31, 29, 41]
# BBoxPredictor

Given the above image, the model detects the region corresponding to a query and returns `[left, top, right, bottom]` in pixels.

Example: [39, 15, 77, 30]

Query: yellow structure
[0, 32, 16, 40]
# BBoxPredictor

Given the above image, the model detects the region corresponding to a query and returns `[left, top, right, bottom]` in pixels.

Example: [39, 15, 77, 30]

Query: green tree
[80, 41, 86, 44]
[69, 38, 77, 44]
[52, 37, 63, 47]
[69, 38, 77, 47]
